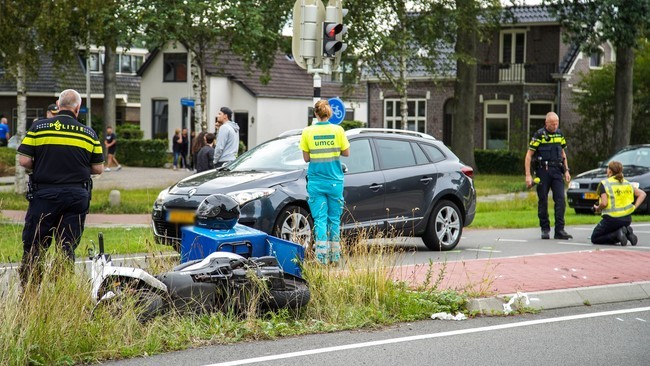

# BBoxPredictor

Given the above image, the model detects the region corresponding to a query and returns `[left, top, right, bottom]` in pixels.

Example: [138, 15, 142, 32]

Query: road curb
[467, 281, 650, 315]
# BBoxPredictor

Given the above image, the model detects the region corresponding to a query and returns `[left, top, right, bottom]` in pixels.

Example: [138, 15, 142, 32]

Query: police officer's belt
[536, 160, 563, 167]
[34, 182, 89, 190]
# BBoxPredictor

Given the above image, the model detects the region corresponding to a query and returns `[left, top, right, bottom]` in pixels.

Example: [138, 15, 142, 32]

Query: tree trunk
[452, 0, 477, 170]
[14, 48, 27, 195]
[612, 46, 634, 153]
[399, 52, 408, 129]
[103, 44, 117, 146]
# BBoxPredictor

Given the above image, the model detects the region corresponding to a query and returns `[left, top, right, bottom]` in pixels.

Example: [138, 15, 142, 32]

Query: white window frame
[500, 30, 526, 65]
[589, 47, 604, 69]
[384, 98, 427, 133]
[527, 101, 555, 138]
[483, 101, 510, 150]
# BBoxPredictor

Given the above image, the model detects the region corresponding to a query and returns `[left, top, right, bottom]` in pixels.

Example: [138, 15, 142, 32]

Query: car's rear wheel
[422, 200, 463, 251]
[272, 205, 313, 249]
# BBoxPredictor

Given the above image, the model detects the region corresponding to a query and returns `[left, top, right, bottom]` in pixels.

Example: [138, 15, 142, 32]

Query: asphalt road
[368, 222, 650, 266]
[104, 300, 650, 366]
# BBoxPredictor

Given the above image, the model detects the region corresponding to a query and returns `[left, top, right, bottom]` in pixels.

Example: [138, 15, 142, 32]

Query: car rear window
[420, 143, 446, 163]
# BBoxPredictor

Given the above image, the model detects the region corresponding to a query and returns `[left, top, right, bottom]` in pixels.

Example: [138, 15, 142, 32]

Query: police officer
[591, 161, 646, 245]
[300, 100, 350, 265]
[17, 89, 104, 287]
[524, 112, 573, 240]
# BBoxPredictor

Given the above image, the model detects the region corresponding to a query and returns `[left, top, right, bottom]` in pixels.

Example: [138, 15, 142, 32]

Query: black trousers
[535, 166, 566, 231]
[591, 215, 632, 244]
[20, 187, 89, 286]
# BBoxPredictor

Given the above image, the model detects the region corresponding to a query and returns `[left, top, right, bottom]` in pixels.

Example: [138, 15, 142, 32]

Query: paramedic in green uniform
[299, 100, 350, 264]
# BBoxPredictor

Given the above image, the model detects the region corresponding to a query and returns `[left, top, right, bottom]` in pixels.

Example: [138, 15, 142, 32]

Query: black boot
[554, 229, 573, 240]
[616, 228, 628, 246]
[623, 226, 638, 246]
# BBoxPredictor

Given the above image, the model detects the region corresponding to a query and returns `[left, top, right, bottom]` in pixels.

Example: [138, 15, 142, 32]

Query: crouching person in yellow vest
[591, 161, 647, 246]
[299, 100, 350, 264]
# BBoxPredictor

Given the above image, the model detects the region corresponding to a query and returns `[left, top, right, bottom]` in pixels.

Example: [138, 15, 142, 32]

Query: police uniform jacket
[528, 127, 567, 169]
[597, 176, 636, 218]
[17, 110, 104, 185]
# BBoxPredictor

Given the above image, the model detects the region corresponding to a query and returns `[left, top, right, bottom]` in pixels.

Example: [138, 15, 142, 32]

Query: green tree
[544, 0, 650, 154]
[140, 0, 291, 130]
[570, 39, 650, 173]
[0, 1, 86, 193]
[344, 0, 455, 127]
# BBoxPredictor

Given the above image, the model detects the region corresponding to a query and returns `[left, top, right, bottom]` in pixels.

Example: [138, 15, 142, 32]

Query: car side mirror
[341, 162, 348, 173]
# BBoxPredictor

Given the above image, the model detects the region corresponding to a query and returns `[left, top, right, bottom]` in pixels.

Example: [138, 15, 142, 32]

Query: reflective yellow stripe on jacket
[21, 129, 102, 155]
[602, 176, 635, 217]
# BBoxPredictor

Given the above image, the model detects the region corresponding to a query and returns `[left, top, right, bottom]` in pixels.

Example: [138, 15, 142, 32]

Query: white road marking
[636, 318, 646, 322]
[495, 239, 527, 242]
[464, 248, 503, 253]
[205, 307, 650, 366]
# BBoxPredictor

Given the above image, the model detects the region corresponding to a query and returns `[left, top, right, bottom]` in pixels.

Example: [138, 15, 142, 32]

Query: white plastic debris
[503, 292, 530, 314]
[431, 312, 467, 321]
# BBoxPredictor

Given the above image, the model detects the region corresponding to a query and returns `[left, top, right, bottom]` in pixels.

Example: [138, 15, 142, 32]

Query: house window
[484, 101, 509, 150]
[501, 31, 526, 64]
[88, 52, 100, 72]
[528, 102, 554, 139]
[589, 49, 604, 68]
[152, 100, 169, 140]
[384, 99, 426, 133]
[163, 53, 187, 82]
[12, 108, 42, 132]
[83, 51, 144, 74]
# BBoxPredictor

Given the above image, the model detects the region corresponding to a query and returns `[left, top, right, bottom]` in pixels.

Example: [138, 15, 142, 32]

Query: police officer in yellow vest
[591, 161, 646, 245]
[525, 112, 573, 240]
[300, 100, 350, 264]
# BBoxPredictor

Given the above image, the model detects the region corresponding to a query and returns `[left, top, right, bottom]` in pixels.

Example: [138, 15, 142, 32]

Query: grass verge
[0, 240, 466, 365]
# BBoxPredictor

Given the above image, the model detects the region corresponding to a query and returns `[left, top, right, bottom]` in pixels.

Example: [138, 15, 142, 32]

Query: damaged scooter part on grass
[90, 194, 310, 322]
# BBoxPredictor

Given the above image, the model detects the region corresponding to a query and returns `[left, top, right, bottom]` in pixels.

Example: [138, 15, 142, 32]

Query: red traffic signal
[323, 22, 346, 57]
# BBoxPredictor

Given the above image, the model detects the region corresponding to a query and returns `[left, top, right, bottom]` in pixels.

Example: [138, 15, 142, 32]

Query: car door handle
[420, 177, 433, 184]
[369, 184, 383, 190]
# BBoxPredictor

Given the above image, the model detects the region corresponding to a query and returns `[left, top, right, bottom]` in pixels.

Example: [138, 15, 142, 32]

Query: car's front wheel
[272, 205, 313, 249]
[422, 200, 463, 251]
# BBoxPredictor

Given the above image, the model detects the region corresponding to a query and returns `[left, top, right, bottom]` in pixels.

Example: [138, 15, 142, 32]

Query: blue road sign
[328, 97, 345, 124]
[79, 106, 88, 113]
[181, 98, 195, 107]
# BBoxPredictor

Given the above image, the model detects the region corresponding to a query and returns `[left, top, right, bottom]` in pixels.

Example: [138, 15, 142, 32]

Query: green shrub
[118, 140, 168, 167]
[117, 124, 144, 140]
[341, 120, 365, 131]
[474, 149, 523, 175]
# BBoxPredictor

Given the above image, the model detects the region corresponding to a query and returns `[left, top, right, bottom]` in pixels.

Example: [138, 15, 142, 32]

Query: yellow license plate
[583, 192, 599, 200]
[167, 211, 195, 224]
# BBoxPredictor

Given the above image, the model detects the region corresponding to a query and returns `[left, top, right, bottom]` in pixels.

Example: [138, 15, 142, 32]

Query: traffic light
[292, 0, 325, 70]
[322, 1, 347, 58]
[323, 22, 345, 57]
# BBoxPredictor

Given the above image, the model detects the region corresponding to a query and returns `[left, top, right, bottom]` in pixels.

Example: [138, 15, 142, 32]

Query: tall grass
[0, 234, 465, 365]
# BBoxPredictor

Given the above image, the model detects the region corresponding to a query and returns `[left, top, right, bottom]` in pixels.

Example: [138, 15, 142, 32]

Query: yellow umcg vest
[601, 176, 635, 217]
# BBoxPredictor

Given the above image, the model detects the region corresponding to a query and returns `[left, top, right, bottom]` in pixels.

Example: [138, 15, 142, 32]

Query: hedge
[474, 149, 524, 175]
[117, 139, 168, 167]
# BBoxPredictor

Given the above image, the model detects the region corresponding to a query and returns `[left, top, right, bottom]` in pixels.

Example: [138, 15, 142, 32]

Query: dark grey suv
[152, 128, 476, 251]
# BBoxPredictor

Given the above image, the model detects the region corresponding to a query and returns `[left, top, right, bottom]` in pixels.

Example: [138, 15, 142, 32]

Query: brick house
[137, 42, 367, 151]
[0, 46, 146, 134]
[365, 5, 613, 152]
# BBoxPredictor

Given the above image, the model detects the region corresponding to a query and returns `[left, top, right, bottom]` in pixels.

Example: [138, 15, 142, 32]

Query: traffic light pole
[306, 58, 332, 124]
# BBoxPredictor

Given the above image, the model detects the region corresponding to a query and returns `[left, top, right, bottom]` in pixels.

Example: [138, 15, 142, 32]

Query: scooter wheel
[266, 278, 310, 310]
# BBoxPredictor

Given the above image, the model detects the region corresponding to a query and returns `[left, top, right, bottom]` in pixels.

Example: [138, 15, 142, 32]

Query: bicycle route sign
[328, 97, 346, 125]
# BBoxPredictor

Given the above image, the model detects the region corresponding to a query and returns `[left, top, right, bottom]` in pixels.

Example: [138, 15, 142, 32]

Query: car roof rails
[346, 128, 436, 140]
[278, 129, 304, 137]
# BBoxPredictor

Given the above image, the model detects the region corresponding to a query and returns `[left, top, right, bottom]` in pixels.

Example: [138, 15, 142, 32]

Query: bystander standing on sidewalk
[104, 126, 122, 172]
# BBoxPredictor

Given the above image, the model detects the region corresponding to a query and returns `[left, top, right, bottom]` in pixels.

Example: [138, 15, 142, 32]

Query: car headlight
[227, 188, 276, 206]
[568, 181, 580, 190]
[153, 189, 169, 210]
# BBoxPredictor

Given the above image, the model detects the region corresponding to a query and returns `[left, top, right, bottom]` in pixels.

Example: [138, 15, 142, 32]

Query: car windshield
[607, 147, 650, 168]
[226, 136, 307, 171]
